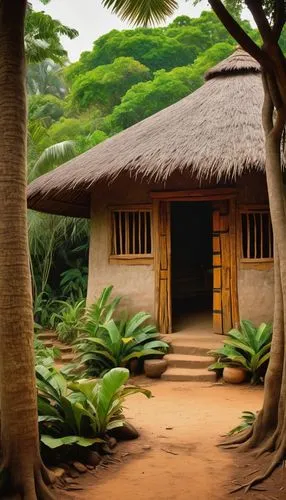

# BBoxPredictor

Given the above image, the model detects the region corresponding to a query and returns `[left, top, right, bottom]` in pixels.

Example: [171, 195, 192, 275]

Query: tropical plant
[227, 411, 257, 436]
[59, 266, 88, 301]
[209, 320, 273, 384]
[37, 365, 151, 449]
[33, 290, 59, 329]
[25, 5, 78, 64]
[74, 313, 169, 377]
[82, 285, 122, 337]
[27, 60, 67, 97]
[50, 300, 86, 344]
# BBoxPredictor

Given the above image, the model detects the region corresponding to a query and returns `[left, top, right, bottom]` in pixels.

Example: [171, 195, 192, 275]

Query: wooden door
[153, 200, 172, 334]
[212, 200, 239, 334]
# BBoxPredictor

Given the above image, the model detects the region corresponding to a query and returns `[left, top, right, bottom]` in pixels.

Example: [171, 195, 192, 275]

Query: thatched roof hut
[27, 48, 264, 218]
[28, 48, 275, 350]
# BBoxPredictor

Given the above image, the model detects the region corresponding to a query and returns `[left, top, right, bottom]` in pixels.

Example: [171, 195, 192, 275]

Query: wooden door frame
[151, 189, 239, 334]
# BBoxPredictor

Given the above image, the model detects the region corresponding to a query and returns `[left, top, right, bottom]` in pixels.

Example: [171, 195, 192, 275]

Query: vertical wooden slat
[125, 212, 129, 255]
[260, 212, 263, 258]
[212, 208, 223, 334]
[139, 211, 142, 254]
[241, 214, 244, 258]
[268, 213, 272, 258]
[144, 211, 147, 254]
[254, 213, 257, 259]
[229, 198, 239, 328]
[132, 211, 135, 255]
[246, 213, 250, 259]
[154, 200, 171, 334]
[220, 205, 232, 334]
[112, 212, 117, 254]
[119, 211, 123, 255]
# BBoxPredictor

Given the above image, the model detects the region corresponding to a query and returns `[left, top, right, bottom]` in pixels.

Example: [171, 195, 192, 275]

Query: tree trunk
[0, 1, 54, 498]
[223, 73, 286, 490]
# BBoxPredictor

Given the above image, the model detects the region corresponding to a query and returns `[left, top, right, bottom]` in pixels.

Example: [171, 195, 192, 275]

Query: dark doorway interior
[171, 202, 213, 331]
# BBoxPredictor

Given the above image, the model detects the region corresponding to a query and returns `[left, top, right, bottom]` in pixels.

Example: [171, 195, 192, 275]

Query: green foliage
[33, 291, 59, 330]
[70, 57, 151, 112]
[51, 300, 86, 344]
[228, 411, 257, 436]
[37, 365, 151, 449]
[60, 267, 88, 301]
[75, 130, 108, 155]
[82, 286, 122, 337]
[209, 320, 273, 384]
[34, 336, 61, 367]
[47, 117, 91, 145]
[25, 5, 78, 64]
[102, 0, 178, 26]
[72, 286, 169, 377]
[29, 94, 65, 126]
[27, 60, 67, 98]
[66, 12, 237, 82]
[29, 140, 76, 182]
[104, 42, 234, 132]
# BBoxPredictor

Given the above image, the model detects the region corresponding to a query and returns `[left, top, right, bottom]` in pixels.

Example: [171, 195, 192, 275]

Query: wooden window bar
[111, 207, 153, 257]
[240, 209, 273, 261]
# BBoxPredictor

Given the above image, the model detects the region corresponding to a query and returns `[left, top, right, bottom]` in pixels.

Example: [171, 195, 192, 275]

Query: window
[110, 206, 153, 260]
[240, 207, 273, 261]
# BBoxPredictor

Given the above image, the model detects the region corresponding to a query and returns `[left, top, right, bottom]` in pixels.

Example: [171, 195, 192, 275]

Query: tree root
[219, 426, 253, 447]
[0, 462, 56, 500]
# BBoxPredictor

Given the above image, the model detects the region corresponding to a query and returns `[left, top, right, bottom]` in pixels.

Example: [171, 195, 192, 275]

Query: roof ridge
[205, 47, 261, 81]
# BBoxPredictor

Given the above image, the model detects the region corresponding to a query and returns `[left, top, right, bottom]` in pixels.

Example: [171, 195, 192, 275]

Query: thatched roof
[27, 48, 265, 218]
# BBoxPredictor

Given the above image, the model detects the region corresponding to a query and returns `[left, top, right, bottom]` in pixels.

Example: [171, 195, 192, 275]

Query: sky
[31, 0, 211, 61]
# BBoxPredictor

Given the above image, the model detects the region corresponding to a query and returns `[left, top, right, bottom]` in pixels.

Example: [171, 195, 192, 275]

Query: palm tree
[27, 60, 67, 97]
[0, 0, 173, 497]
[25, 4, 78, 64]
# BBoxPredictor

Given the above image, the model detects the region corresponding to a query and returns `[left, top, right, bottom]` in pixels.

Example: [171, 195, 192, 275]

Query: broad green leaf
[41, 434, 102, 449]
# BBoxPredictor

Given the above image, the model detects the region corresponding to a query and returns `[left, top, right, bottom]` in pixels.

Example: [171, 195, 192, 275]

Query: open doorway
[171, 201, 213, 332]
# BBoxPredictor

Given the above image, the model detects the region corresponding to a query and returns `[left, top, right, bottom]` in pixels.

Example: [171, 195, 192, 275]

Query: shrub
[50, 299, 85, 343]
[209, 320, 272, 384]
[74, 314, 169, 377]
[37, 365, 151, 450]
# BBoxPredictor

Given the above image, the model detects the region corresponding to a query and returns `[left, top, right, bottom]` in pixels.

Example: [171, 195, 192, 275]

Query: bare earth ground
[60, 378, 266, 500]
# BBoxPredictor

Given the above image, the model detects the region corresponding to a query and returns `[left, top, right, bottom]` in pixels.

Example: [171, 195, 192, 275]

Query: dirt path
[60, 378, 263, 500]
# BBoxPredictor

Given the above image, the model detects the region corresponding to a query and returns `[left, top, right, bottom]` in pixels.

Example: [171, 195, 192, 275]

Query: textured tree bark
[222, 74, 286, 491]
[207, 0, 286, 490]
[0, 1, 54, 497]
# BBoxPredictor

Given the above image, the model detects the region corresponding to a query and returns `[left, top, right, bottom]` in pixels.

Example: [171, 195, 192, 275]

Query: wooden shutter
[212, 200, 238, 334]
[153, 200, 172, 334]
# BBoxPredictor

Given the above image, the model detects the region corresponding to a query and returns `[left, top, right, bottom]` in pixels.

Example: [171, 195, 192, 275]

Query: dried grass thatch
[28, 49, 265, 217]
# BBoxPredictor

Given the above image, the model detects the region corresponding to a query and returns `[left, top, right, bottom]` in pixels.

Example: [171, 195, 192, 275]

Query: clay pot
[223, 366, 246, 384]
[144, 358, 167, 378]
[129, 358, 139, 375]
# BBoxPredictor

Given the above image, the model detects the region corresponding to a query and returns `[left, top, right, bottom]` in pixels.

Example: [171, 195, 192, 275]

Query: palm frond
[29, 141, 76, 181]
[102, 0, 178, 26]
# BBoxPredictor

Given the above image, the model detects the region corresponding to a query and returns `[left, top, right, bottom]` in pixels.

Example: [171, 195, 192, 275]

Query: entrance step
[36, 330, 75, 367]
[171, 341, 213, 356]
[161, 367, 216, 382]
[164, 353, 213, 369]
[37, 331, 58, 341]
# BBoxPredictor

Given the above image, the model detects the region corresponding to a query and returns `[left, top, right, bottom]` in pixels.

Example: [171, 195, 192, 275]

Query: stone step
[161, 367, 217, 382]
[60, 353, 74, 363]
[37, 331, 58, 341]
[171, 342, 214, 356]
[45, 341, 73, 353]
[165, 353, 214, 369]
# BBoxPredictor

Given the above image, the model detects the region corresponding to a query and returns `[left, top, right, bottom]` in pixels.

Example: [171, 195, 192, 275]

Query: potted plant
[208, 320, 272, 384]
